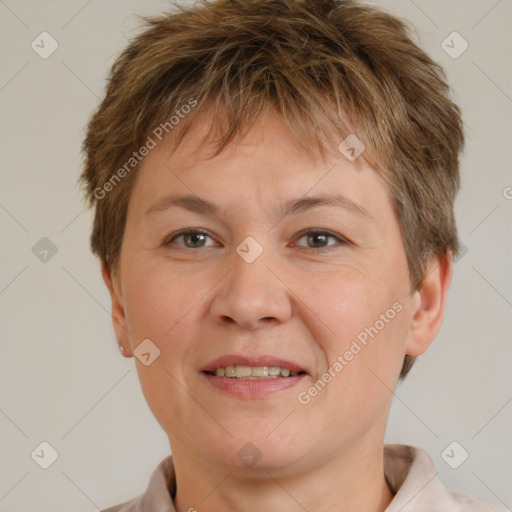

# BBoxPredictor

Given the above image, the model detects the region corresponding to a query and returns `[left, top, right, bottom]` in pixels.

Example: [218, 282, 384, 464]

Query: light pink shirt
[101, 444, 504, 511]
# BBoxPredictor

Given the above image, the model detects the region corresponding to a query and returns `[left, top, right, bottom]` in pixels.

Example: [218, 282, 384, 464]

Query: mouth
[201, 355, 308, 377]
[200, 355, 308, 398]
[203, 365, 306, 379]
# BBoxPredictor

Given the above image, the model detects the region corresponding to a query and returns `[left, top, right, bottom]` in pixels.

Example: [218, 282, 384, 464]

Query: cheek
[299, 285, 408, 439]
[315, 268, 405, 354]
[309, 270, 409, 406]
[122, 262, 205, 436]
[123, 259, 204, 342]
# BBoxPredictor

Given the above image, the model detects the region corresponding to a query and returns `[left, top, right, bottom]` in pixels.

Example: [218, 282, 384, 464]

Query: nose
[209, 245, 293, 331]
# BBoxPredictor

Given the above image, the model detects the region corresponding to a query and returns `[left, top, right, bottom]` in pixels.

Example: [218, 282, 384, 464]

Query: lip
[200, 354, 309, 399]
[201, 354, 308, 374]
[202, 372, 307, 399]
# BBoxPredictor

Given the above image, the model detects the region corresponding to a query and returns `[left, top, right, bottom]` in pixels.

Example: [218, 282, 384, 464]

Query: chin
[209, 430, 304, 473]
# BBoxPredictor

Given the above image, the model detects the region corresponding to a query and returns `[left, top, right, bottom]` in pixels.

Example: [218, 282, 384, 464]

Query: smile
[205, 365, 305, 379]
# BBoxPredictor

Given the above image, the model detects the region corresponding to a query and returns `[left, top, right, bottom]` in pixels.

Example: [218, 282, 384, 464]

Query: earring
[119, 344, 125, 355]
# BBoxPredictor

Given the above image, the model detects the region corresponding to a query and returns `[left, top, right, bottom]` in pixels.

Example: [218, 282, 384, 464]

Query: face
[106, 110, 448, 474]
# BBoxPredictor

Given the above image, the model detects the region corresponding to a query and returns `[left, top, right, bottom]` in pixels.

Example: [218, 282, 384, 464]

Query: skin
[102, 109, 452, 512]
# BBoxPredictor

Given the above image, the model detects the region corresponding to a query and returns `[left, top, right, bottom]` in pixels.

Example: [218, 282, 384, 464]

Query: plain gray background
[0, 0, 510, 510]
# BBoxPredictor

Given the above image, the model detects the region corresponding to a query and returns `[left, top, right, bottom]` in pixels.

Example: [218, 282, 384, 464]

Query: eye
[163, 228, 348, 251]
[164, 229, 217, 249]
[293, 228, 348, 252]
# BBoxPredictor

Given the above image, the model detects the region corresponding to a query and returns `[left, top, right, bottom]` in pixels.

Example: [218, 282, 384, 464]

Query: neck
[170, 439, 394, 512]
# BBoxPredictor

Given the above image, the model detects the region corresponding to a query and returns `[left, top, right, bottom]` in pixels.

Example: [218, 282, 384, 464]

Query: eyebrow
[145, 193, 374, 221]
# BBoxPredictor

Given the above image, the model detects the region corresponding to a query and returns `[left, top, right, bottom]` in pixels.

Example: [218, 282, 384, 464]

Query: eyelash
[163, 228, 349, 253]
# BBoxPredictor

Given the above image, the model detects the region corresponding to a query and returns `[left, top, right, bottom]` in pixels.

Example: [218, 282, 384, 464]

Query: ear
[101, 263, 133, 357]
[405, 251, 453, 357]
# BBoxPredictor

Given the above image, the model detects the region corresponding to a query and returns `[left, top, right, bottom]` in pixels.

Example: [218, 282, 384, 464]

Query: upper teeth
[214, 366, 300, 379]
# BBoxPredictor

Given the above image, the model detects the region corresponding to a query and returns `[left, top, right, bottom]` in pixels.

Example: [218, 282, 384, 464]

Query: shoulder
[100, 496, 138, 512]
[450, 490, 506, 512]
[99, 455, 176, 512]
[384, 444, 506, 512]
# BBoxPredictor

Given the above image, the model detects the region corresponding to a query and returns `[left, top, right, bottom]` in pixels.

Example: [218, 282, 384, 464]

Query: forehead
[130, 109, 393, 225]
[152, 107, 368, 173]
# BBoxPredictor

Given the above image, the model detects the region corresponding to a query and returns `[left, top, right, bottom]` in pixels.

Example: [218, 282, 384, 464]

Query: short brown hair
[79, 0, 464, 379]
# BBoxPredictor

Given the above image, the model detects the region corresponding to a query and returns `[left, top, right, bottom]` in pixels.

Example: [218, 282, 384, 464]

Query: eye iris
[308, 232, 327, 247]
[185, 232, 206, 247]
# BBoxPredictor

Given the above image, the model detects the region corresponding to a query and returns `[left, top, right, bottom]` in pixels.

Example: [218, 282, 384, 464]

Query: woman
[79, 0, 503, 510]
